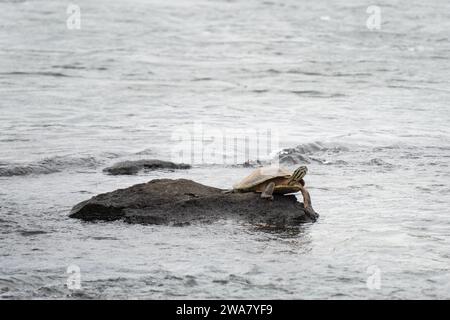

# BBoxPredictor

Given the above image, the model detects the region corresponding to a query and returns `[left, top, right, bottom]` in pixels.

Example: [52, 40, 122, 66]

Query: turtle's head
[288, 165, 308, 185]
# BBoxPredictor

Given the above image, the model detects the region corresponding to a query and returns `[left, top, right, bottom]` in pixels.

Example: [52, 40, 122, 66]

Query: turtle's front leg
[298, 185, 318, 220]
[261, 182, 275, 201]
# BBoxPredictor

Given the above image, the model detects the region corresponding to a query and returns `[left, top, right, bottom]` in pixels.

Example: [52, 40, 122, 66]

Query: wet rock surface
[103, 159, 191, 175]
[69, 179, 318, 225]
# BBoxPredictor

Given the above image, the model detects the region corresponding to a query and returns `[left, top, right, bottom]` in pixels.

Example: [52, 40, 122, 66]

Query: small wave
[430, 55, 448, 60]
[19, 230, 48, 237]
[191, 77, 214, 81]
[280, 142, 350, 155]
[278, 154, 348, 166]
[364, 158, 394, 167]
[282, 69, 372, 78]
[0, 71, 71, 77]
[278, 153, 313, 165]
[89, 236, 119, 241]
[228, 160, 267, 168]
[348, 183, 383, 190]
[52, 64, 86, 70]
[290, 90, 345, 98]
[252, 89, 269, 93]
[286, 69, 323, 76]
[51, 64, 107, 71]
[0, 155, 102, 177]
[266, 68, 282, 74]
[332, 72, 372, 77]
[0, 138, 31, 142]
[0, 218, 15, 224]
[416, 186, 432, 192]
[291, 90, 323, 95]
[38, 156, 99, 167]
[317, 159, 349, 166]
[372, 144, 404, 151]
[277, 142, 351, 165]
[133, 148, 154, 156]
[0, 165, 58, 176]
[98, 151, 125, 159]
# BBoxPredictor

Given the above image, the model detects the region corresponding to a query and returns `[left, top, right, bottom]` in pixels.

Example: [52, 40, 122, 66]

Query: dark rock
[69, 179, 318, 226]
[103, 159, 191, 175]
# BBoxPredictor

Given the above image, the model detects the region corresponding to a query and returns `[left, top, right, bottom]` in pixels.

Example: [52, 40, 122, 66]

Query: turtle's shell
[233, 167, 292, 191]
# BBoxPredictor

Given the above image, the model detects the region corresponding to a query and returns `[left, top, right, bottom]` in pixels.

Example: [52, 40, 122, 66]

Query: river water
[0, 0, 449, 299]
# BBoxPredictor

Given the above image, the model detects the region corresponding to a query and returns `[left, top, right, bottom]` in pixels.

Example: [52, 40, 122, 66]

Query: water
[1, 0, 450, 299]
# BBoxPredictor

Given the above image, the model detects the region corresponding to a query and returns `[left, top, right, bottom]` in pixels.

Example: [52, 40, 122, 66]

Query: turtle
[231, 165, 307, 198]
[229, 165, 317, 218]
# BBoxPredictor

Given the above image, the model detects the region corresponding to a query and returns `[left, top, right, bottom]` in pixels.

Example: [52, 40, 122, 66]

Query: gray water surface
[0, 0, 449, 299]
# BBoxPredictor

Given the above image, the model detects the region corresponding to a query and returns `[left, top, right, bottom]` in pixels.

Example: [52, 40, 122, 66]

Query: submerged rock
[103, 159, 191, 175]
[69, 179, 318, 225]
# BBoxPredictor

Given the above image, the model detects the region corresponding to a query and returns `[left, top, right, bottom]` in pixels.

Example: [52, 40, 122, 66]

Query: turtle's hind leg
[261, 182, 275, 201]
